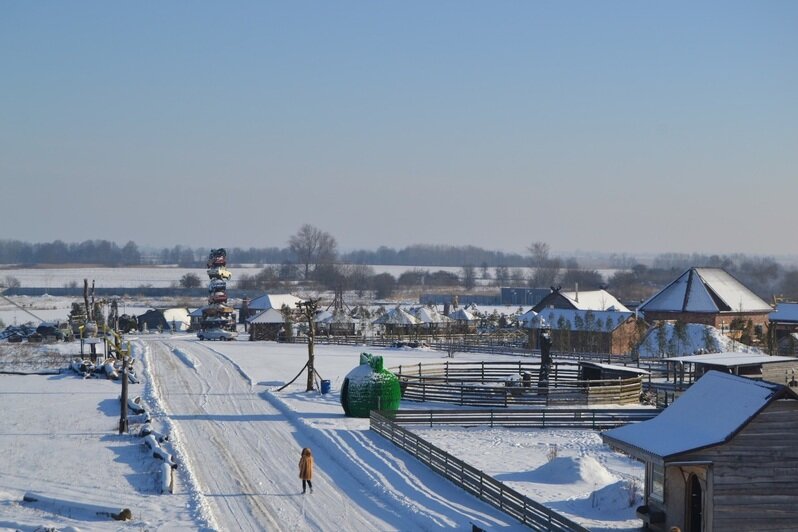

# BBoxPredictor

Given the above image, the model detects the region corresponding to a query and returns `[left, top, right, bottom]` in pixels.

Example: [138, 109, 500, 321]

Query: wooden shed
[247, 308, 286, 341]
[769, 303, 798, 355]
[602, 371, 798, 531]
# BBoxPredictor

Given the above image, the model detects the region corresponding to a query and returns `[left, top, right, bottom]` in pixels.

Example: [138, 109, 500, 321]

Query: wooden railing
[280, 334, 636, 363]
[379, 407, 660, 430]
[391, 361, 644, 407]
[370, 410, 591, 531]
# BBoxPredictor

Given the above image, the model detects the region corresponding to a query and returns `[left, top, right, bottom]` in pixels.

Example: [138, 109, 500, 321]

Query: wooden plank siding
[673, 400, 798, 531]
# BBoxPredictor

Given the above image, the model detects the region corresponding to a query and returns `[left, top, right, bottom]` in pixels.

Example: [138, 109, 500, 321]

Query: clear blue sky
[1, 1, 796, 256]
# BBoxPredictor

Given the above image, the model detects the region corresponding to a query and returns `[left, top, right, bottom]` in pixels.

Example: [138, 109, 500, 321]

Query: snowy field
[0, 265, 621, 289]
[0, 335, 647, 531]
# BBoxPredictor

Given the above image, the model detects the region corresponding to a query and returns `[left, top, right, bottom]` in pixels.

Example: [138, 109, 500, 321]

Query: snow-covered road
[145, 339, 392, 531]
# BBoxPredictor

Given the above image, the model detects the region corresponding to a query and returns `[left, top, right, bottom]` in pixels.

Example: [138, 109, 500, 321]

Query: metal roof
[663, 351, 798, 367]
[602, 371, 792, 459]
[770, 303, 798, 323]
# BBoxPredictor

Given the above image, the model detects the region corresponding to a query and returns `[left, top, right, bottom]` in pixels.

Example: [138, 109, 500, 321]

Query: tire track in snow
[146, 338, 389, 531]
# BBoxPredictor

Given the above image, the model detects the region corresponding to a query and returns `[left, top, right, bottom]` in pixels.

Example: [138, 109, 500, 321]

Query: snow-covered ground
[0, 336, 647, 531]
[638, 322, 763, 358]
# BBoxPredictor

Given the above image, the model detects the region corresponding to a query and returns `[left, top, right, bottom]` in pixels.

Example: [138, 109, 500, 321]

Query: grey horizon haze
[1, 2, 796, 257]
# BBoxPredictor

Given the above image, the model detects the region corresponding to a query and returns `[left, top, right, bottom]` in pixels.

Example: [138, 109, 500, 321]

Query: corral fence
[378, 407, 660, 430]
[391, 360, 644, 407]
[370, 409, 591, 531]
[280, 334, 637, 364]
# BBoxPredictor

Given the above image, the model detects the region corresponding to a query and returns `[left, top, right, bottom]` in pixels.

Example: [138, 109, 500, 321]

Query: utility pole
[296, 299, 320, 392]
[538, 322, 552, 397]
[119, 356, 129, 434]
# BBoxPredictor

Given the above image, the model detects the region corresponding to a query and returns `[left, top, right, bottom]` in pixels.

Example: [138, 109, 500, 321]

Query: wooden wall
[670, 400, 798, 531]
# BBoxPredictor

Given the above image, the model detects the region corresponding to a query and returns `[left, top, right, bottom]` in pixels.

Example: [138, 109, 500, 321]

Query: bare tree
[288, 224, 338, 279]
[528, 241, 550, 268]
[461, 264, 476, 290]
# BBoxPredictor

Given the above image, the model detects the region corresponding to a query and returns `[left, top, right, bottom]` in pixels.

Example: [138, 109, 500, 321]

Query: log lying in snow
[144, 434, 177, 469]
[123, 395, 146, 415]
[139, 423, 169, 442]
[70, 359, 94, 377]
[103, 361, 119, 380]
[22, 491, 132, 521]
[161, 462, 174, 494]
[128, 412, 151, 424]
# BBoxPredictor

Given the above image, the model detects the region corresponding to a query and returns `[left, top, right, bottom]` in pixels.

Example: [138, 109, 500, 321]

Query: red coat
[299, 454, 313, 480]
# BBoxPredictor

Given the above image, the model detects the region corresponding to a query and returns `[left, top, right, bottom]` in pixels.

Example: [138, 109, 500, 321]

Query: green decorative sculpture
[340, 353, 401, 418]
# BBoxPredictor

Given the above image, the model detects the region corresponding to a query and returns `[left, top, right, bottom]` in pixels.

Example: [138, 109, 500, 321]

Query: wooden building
[241, 293, 304, 322]
[372, 306, 422, 337]
[769, 303, 798, 355]
[531, 288, 630, 313]
[525, 308, 641, 356]
[247, 308, 286, 341]
[639, 267, 772, 330]
[603, 371, 798, 531]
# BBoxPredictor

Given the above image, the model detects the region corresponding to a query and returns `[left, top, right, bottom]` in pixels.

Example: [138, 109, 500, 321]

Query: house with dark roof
[240, 293, 304, 321]
[602, 371, 798, 532]
[524, 308, 642, 356]
[531, 288, 630, 313]
[638, 267, 772, 330]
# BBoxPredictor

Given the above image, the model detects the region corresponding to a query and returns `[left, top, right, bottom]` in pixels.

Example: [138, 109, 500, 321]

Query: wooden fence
[378, 407, 660, 430]
[370, 410, 591, 531]
[280, 334, 636, 364]
[391, 360, 644, 407]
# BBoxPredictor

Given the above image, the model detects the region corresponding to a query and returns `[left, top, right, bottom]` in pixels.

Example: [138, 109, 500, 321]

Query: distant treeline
[1, 239, 796, 301]
[0, 239, 529, 268]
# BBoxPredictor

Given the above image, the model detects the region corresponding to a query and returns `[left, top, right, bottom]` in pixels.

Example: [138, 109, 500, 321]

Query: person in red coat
[299, 447, 313, 494]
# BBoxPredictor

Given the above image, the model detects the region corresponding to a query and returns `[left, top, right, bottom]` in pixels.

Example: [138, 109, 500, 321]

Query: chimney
[575, 282, 579, 303]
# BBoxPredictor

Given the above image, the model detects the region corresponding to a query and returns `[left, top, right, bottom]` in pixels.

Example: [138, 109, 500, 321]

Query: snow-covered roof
[247, 308, 285, 324]
[640, 267, 771, 314]
[525, 308, 634, 332]
[517, 309, 538, 327]
[770, 303, 798, 323]
[248, 293, 304, 311]
[372, 307, 422, 326]
[662, 352, 798, 367]
[318, 310, 357, 325]
[580, 361, 650, 375]
[448, 308, 477, 321]
[162, 308, 190, 323]
[411, 306, 452, 324]
[558, 290, 630, 312]
[602, 371, 793, 460]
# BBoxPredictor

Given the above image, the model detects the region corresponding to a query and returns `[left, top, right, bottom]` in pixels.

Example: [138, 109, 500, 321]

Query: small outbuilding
[602, 371, 798, 532]
[769, 303, 798, 355]
[247, 308, 287, 341]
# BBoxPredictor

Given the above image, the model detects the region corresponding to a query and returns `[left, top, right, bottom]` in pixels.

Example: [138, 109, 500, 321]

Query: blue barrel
[320, 379, 331, 394]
